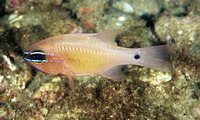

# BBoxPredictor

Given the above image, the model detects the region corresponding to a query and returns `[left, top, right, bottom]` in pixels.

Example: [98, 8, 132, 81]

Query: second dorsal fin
[93, 30, 123, 46]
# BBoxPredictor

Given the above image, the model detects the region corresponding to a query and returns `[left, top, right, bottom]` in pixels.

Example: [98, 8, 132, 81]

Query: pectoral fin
[98, 66, 124, 81]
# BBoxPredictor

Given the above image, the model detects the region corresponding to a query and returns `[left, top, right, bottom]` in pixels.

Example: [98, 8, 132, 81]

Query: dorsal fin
[98, 66, 124, 81]
[93, 30, 123, 46]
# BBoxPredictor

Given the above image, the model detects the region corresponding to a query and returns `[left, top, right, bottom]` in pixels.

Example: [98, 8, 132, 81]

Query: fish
[23, 30, 173, 89]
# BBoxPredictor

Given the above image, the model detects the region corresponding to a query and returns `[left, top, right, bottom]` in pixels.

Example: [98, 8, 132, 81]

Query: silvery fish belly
[24, 30, 173, 89]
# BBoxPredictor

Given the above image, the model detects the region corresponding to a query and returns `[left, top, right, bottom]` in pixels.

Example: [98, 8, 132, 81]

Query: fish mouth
[23, 51, 44, 70]
[23, 51, 30, 61]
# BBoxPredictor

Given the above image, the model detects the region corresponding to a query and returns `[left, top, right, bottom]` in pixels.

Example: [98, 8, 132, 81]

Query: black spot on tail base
[134, 54, 140, 59]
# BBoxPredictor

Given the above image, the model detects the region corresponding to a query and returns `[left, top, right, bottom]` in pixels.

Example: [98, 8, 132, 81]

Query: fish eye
[24, 50, 46, 63]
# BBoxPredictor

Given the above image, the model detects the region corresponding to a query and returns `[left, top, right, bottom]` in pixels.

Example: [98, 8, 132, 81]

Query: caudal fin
[135, 45, 175, 72]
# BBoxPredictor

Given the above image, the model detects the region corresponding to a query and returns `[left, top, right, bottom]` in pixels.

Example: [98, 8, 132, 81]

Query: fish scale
[61, 45, 113, 74]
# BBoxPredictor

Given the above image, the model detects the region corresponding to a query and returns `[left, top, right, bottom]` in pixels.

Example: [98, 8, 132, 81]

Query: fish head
[23, 40, 63, 75]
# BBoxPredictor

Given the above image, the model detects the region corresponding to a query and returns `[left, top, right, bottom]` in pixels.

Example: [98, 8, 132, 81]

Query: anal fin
[98, 66, 124, 81]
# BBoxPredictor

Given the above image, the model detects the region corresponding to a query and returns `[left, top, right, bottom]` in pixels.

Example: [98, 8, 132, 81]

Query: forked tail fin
[135, 45, 175, 72]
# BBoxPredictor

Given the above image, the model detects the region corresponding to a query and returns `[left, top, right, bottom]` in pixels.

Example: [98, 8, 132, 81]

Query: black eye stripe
[24, 50, 46, 63]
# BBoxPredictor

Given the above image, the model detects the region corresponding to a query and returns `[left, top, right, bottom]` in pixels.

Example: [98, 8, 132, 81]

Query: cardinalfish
[24, 30, 173, 89]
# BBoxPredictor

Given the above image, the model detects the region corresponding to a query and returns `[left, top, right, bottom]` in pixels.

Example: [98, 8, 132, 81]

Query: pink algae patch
[8, 0, 21, 10]
[0, 83, 6, 90]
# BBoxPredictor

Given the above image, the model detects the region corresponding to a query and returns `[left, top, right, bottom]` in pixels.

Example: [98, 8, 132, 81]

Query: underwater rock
[113, 0, 159, 16]
[155, 14, 200, 119]
[155, 14, 200, 62]
[138, 69, 172, 85]
[117, 27, 158, 48]
[33, 76, 66, 105]
[5, 6, 80, 51]
[67, 0, 109, 31]
[0, 26, 32, 103]
[0, 50, 32, 102]
[95, 8, 146, 32]
[67, 0, 147, 31]
[0, 105, 12, 119]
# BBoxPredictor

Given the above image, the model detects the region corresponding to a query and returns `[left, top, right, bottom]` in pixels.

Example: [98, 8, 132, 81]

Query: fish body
[24, 30, 173, 89]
